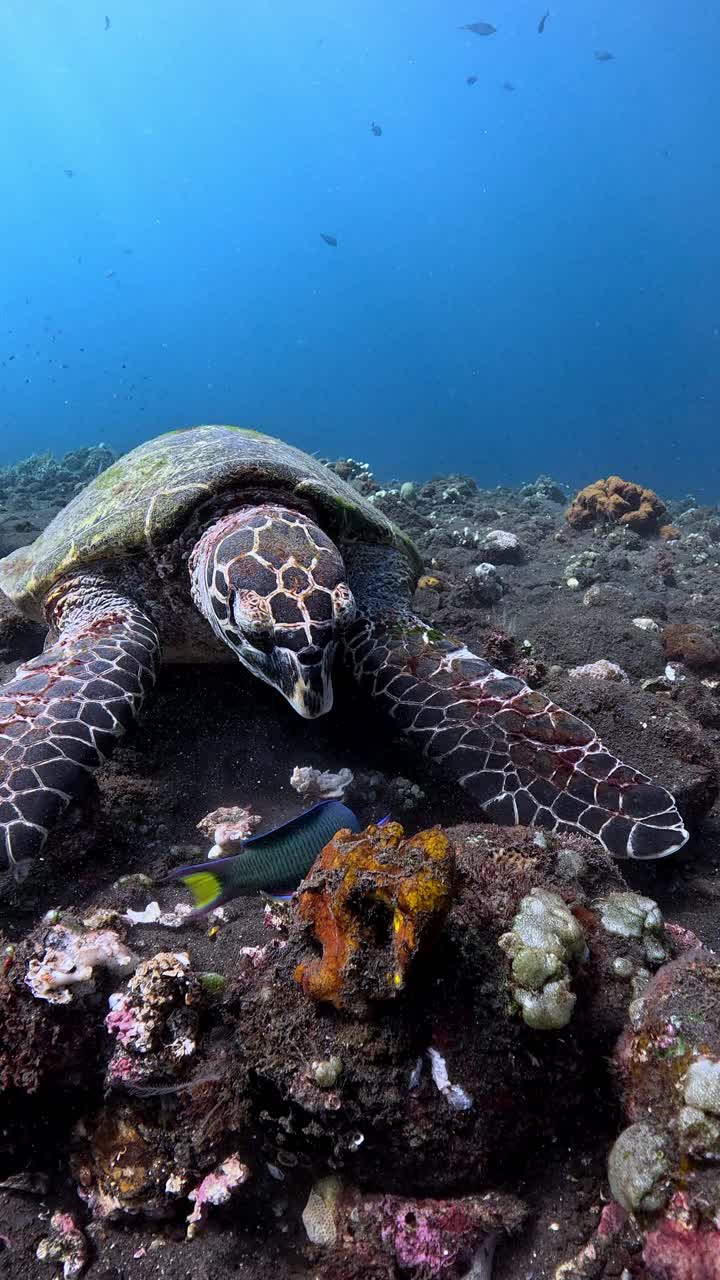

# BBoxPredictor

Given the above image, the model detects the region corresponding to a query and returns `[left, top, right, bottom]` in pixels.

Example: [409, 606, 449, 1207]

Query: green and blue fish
[160, 799, 361, 916]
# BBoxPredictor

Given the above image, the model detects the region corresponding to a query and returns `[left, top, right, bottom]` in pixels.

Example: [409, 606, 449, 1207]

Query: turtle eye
[249, 631, 274, 656]
[332, 583, 356, 622]
[233, 588, 274, 637]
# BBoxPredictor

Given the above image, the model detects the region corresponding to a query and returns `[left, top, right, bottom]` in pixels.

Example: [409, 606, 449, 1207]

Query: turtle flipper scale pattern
[344, 614, 688, 860]
[0, 578, 160, 878]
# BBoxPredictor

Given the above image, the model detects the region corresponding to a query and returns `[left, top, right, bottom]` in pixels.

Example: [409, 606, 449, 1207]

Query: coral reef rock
[567, 658, 629, 683]
[610, 947, 720, 1277]
[227, 821, 677, 1193]
[566, 475, 669, 533]
[301, 1179, 526, 1279]
[105, 950, 202, 1088]
[73, 1099, 193, 1220]
[0, 917, 136, 1096]
[474, 529, 525, 564]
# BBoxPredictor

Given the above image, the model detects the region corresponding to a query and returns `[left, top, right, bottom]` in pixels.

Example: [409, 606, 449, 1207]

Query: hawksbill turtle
[0, 425, 688, 879]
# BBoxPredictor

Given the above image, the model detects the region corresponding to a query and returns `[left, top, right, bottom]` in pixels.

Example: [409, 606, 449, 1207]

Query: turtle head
[190, 505, 355, 718]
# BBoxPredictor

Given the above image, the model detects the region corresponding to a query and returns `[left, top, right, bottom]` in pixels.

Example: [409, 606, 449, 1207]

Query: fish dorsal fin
[244, 799, 357, 847]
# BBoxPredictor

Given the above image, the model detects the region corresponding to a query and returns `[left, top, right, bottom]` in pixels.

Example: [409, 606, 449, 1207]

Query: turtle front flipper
[344, 612, 688, 860]
[0, 577, 160, 879]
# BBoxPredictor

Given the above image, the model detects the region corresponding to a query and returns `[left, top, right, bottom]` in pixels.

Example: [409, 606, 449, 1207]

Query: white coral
[186, 1154, 250, 1238]
[290, 765, 354, 801]
[25, 927, 137, 1005]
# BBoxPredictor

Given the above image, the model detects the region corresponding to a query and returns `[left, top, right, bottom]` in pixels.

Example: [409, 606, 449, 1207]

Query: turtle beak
[276, 643, 336, 719]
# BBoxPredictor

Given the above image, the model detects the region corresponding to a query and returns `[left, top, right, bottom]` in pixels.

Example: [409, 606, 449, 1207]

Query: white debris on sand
[475, 529, 524, 564]
[567, 659, 629, 683]
[426, 1046, 474, 1111]
[122, 901, 200, 929]
[633, 616, 661, 633]
[290, 765, 354, 801]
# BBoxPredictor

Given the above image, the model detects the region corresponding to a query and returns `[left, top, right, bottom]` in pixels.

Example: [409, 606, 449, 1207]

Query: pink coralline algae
[381, 1196, 499, 1273]
[643, 1196, 720, 1280]
[301, 1181, 526, 1278]
[105, 1003, 137, 1047]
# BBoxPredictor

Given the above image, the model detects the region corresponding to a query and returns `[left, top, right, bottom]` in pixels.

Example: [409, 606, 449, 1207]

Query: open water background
[1, 1, 718, 495]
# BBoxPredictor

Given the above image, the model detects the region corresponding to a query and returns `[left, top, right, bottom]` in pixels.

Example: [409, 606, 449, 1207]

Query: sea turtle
[0, 424, 687, 880]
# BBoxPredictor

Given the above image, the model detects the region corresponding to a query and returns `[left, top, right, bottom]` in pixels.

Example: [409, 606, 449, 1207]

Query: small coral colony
[1, 441, 719, 1280]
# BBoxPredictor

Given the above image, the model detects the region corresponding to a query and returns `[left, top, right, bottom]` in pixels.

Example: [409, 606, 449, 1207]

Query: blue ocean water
[0, 1, 718, 496]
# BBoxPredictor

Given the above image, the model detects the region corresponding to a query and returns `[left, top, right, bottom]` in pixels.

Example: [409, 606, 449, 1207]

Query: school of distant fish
[319, 12, 616, 246]
[81, 11, 616, 259]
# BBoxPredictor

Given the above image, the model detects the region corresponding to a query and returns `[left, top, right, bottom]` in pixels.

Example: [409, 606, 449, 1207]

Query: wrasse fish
[159, 799, 361, 916]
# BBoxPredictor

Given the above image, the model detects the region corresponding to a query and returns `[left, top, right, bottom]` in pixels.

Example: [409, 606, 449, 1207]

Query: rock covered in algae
[300, 1177, 526, 1279]
[0, 914, 137, 1095]
[226, 821, 676, 1193]
[72, 1099, 193, 1220]
[607, 947, 720, 1277]
[293, 820, 455, 1012]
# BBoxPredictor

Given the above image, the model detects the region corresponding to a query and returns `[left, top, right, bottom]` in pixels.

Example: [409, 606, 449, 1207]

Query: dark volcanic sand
[1, 453, 720, 1280]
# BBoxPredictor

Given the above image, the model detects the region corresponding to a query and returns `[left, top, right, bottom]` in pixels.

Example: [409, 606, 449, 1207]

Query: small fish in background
[460, 21, 497, 37]
[320, 233, 337, 247]
[104, 269, 116, 279]
[594, 49, 614, 61]
[538, 10, 550, 34]
[370, 121, 382, 136]
[466, 74, 479, 86]
[502, 80, 515, 91]
[104, 14, 110, 30]
[159, 799, 362, 915]
[64, 168, 74, 178]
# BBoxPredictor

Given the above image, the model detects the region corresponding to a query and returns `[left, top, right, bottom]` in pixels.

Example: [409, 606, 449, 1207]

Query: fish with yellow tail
[159, 800, 361, 916]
